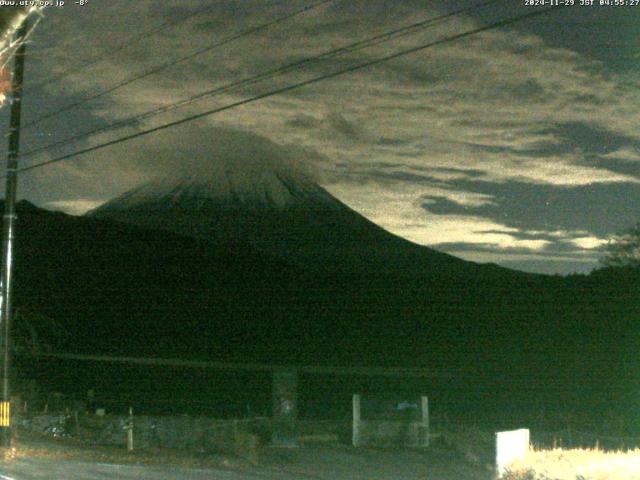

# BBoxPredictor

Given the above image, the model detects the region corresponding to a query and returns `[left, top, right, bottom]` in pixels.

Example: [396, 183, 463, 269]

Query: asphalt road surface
[0, 447, 492, 480]
[0, 459, 249, 480]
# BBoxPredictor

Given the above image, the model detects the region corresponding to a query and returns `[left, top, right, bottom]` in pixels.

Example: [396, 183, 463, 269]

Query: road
[0, 459, 250, 480]
[0, 446, 492, 480]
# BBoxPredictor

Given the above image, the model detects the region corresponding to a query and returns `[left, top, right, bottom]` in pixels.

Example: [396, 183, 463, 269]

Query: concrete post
[272, 369, 298, 447]
[126, 406, 134, 451]
[352, 394, 361, 447]
[421, 396, 429, 447]
[0, 19, 28, 449]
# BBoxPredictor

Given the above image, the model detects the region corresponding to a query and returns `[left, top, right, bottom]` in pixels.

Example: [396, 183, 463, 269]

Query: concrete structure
[352, 394, 429, 448]
[26, 353, 453, 447]
[496, 428, 530, 478]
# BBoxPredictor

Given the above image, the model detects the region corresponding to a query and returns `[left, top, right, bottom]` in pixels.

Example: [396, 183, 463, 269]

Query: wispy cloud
[601, 147, 640, 162]
[16, 1, 640, 274]
[44, 199, 103, 215]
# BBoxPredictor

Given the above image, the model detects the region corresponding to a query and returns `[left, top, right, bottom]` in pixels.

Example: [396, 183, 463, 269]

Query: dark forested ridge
[7, 200, 640, 423]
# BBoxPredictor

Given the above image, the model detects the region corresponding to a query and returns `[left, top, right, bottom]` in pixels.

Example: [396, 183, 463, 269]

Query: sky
[1, 0, 639, 275]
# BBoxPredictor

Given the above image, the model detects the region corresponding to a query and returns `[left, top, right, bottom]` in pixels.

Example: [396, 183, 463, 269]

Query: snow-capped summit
[88, 131, 484, 276]
[88, 157, 374, 266]
[97, 166, 339, 213]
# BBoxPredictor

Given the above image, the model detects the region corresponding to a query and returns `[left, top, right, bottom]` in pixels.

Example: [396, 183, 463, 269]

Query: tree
[0, 7, 43, 85]
[12, 308, 69, 355]
[600, 222, 640, 268]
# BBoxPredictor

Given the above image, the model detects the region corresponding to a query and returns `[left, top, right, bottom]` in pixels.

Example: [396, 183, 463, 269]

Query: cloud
[44, 199, 102, 215]
[325, 175, 627, 275]
[29, 2, 640, 192]
[286, 112, 369, 143]
[326, 181, 547, 251]
[112, 123, 326, 181]
[419, 179, 640, 238]
[570, 236, 608, 250]
[17, 1, 640, 274]
[422, 190, 495, 208]
[21, 122, 329, 209]
[601, 147, 640, 162]
[443, 250, 599, 275]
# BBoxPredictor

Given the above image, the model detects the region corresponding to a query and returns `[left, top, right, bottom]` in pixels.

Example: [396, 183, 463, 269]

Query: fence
[16, 412, 271, 454]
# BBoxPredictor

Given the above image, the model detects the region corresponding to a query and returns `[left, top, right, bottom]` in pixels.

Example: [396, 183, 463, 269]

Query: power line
[23, 0, 335, 130]
[27, 2, 220, 93]
[19, 0, 503, 159]
[15, 5, 563, 177]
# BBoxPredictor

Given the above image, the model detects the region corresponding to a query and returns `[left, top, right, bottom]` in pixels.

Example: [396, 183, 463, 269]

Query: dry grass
[504, 447, 640, 480]
[6, 428, 245, 470]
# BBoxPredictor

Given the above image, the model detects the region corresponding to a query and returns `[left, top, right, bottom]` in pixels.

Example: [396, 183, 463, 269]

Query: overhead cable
[16, 5, 563, 176]
[20, 0, 501, 159]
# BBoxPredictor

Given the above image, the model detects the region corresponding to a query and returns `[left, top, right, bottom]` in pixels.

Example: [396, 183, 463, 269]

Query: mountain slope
[13, 200, 312, 360]
[2, 200, 636, 425]
[88, 167, 518, 281]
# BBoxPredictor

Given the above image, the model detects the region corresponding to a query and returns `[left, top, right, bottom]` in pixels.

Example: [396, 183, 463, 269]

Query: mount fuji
[14, 157, 632, 403]
[88, 157, 511, 280]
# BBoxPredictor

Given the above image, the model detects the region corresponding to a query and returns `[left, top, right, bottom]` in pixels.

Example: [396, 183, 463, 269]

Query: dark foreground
[0, 434, 492, 480]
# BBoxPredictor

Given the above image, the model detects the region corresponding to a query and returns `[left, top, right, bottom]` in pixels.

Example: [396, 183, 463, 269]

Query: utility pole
[0, 19, 28, 448]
